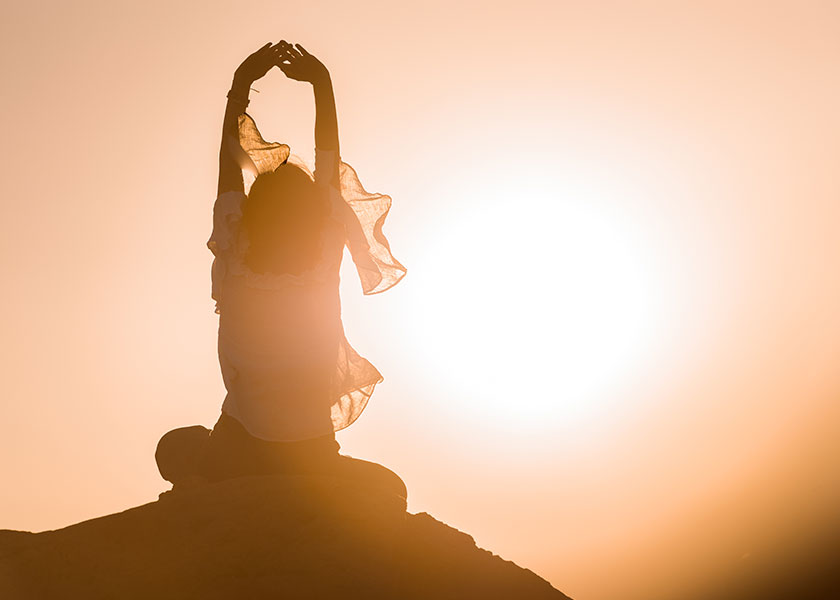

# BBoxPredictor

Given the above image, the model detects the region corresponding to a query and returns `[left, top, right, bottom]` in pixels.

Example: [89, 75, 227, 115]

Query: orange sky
[2, 2, 840, 598]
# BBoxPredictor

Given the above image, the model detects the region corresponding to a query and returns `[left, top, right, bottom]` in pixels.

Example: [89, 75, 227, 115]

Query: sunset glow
[3, 2, 840, 599]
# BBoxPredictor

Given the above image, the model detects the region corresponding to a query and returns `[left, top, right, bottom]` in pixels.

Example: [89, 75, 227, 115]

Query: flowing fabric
[206, 114, 405, 442]
[236, 113, 406, 293]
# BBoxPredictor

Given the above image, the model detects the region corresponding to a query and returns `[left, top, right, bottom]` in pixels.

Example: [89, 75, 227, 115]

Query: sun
[406, 169, 669, 432]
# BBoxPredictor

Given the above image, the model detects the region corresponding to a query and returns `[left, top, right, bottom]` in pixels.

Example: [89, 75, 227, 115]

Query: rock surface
[0, 474, 570, 599]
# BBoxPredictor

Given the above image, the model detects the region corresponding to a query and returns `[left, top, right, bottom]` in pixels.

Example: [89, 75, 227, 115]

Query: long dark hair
[241, 163, 329, 275]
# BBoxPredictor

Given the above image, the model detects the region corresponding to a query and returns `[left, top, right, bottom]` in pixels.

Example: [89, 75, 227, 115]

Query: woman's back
[209, 42, 405, 443]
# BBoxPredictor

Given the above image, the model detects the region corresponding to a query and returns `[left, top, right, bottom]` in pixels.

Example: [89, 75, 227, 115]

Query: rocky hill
[0, 473, 570, 599]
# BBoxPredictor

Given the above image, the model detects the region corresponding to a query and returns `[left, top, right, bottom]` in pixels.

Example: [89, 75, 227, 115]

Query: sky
[2, 1, 840, 598]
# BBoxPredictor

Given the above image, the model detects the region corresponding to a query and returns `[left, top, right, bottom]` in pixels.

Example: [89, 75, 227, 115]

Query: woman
[157, 41, 405, 488]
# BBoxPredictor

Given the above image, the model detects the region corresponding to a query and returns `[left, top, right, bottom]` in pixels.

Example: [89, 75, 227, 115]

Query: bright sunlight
[407, 160, 672, 432]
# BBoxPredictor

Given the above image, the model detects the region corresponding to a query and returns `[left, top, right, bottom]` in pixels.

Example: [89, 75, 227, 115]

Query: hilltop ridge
[0, 472, 570, 599]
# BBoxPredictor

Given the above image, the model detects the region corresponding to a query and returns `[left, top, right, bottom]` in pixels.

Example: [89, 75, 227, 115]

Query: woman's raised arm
[217, 43, 285, 197]
[278, 43, 340, 188]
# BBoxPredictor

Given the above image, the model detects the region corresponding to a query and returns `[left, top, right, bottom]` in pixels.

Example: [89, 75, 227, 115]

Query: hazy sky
[2, 2, 840, 598]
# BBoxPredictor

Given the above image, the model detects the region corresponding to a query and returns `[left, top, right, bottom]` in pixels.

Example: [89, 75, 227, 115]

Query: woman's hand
[233, 42, 285, 87]
[277, 43, 330, 84]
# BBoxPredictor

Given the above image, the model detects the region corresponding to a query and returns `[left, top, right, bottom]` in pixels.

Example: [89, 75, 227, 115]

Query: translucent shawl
[235, 113, 406, 294]
[209, 114, 405, 439]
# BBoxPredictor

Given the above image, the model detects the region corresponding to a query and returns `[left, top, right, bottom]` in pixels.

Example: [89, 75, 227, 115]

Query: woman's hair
[241, 163, 329, 275]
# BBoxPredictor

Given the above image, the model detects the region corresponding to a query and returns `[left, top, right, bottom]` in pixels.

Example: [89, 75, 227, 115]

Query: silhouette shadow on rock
[0, 471, 571, 599]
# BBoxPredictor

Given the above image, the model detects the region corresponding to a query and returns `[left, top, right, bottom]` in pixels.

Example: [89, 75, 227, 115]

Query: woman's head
[241, 163, 328, 275]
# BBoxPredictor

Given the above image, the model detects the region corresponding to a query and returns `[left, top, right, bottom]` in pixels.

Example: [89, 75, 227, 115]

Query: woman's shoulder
[215, 190, 247, 213]
[208, 191, 247, 259]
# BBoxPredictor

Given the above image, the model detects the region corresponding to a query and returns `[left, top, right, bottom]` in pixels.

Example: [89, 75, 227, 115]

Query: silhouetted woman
[161, 41, 405, 484]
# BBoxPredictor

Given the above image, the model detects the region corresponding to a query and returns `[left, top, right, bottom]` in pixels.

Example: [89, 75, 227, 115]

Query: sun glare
[409, 168, 669, 432]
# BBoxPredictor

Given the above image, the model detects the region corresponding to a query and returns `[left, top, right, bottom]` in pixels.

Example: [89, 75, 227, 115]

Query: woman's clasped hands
[233, 40, 329, 89]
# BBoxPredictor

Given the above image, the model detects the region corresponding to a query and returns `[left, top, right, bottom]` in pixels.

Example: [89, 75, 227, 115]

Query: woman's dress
[207, 114, 405, 442]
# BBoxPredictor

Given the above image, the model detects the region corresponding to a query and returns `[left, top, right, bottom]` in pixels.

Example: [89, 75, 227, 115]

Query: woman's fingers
[278, 41, 304, 60]
[245, 42, 272, 62]
[271, 41, 296, 64]
[289, 45, 305, 60]
[262, 40, 310, 71]
[270, 42, 287, 56]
